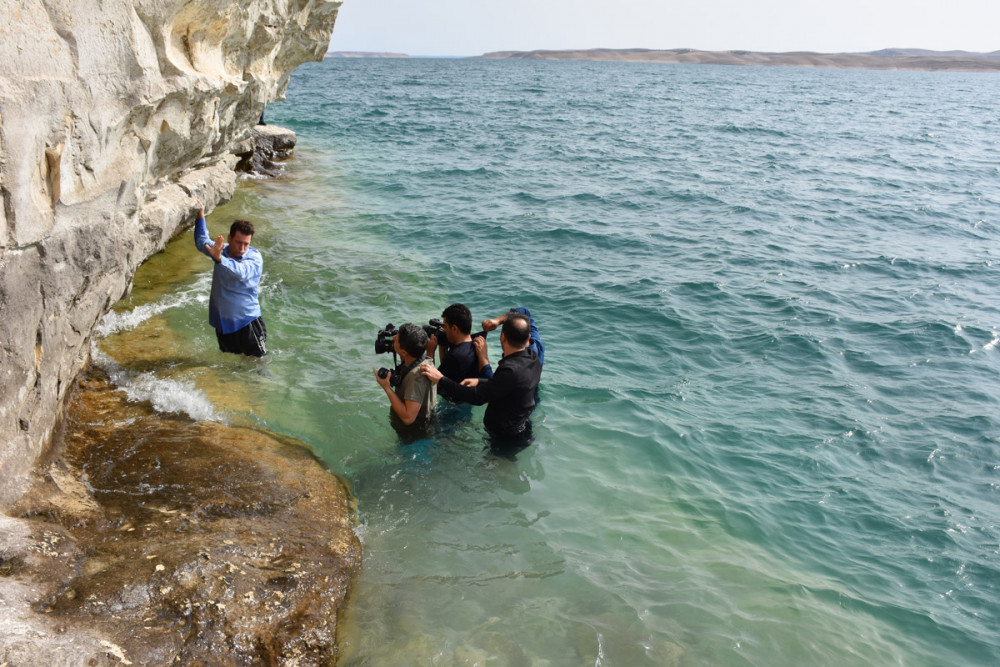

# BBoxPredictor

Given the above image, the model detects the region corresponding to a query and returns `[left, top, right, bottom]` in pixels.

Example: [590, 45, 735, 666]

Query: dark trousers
[485, 419, 533, 459]
[216, 317, 267, 357]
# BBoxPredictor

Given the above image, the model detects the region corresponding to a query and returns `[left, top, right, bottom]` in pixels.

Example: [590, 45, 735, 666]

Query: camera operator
[422, 312, 541, 442]
[373, 323, 437, 430]
[426, 303, 491, 385]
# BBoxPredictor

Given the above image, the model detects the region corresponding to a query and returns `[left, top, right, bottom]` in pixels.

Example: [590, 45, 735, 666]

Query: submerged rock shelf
[1, 366, 361, 665]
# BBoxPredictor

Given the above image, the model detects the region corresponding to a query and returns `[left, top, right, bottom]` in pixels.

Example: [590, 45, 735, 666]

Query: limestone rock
[238, 124, 300, 177]
[2, 366, 361, 665]
[0, 0, 342, 508]
[0, 2, 358, 662]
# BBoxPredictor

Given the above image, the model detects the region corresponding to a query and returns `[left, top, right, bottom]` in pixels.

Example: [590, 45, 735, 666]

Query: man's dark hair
[441, 303, 472, 335]
[397, 322, 429, 359]
[502, 312, 531, 348]
[230, 219, 255, 238]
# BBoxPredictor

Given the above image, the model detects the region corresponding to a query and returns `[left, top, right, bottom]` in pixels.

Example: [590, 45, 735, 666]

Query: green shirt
[393, 359, 437, 426]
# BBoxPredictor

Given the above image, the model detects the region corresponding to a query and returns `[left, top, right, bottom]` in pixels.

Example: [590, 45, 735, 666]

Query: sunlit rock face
[0, 0, 340, 507]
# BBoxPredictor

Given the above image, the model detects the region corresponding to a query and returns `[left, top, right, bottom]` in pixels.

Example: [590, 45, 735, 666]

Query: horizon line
[327, 46, 1000, 58]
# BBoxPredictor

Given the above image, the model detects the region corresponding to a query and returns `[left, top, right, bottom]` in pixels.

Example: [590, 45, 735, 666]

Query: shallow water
[100, 59, 1000, 665]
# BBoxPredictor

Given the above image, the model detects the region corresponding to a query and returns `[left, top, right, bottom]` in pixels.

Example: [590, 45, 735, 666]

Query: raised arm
[426, 331, 440, 364]
[193, 198, 224, 262]
[473, 336, 493, 379]
[481, 312, 508, 333]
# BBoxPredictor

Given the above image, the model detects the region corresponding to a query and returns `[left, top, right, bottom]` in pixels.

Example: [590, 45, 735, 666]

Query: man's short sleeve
[403, 369, 432, 404]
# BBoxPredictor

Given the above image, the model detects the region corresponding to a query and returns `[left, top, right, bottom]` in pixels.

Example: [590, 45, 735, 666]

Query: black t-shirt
[438, 340, 479, 383]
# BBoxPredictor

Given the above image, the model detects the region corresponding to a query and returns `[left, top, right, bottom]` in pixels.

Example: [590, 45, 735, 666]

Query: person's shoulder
[505, 348, 539, 366]
[449, 340, 474, 354]
[238, 247, 263, 267]
[412, 365, 434, 390]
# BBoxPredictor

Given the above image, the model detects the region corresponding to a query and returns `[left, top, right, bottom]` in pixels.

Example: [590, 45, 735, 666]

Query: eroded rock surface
[2, 366, 361, 665]
[238, 124, 300, 177]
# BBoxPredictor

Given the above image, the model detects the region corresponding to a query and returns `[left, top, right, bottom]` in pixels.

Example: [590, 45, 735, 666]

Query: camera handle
[377, 350, 399, 378]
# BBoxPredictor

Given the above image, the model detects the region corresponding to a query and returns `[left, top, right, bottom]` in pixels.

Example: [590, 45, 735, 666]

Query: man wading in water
[422, 311, 541, 447]
[193, 199, 267, 357]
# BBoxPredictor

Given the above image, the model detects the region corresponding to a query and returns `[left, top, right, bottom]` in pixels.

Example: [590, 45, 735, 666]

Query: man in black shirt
[422, 311, 542, 441]
[426, 303, 489, 384]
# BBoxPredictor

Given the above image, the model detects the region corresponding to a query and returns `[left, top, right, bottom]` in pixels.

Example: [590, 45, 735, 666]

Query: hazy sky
[329, 0, 1000, 56]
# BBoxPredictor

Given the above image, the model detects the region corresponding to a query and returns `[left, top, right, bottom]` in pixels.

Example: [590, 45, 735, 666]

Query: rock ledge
[238, 124, 300, 178]
[1, 366, 361, 666]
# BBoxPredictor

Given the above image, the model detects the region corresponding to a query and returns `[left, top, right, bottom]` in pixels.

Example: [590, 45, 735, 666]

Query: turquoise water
[103, 59, 1000, 664]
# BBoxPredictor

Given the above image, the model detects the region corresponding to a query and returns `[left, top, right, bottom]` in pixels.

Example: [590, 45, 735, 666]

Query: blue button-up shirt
[194, 217, 263, 334]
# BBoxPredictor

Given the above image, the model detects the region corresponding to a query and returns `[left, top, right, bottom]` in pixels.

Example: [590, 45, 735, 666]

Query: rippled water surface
[103, 59, 1000, 665]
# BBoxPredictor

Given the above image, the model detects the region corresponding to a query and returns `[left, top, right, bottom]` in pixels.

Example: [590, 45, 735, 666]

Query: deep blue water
[105, 58, 1000, 665]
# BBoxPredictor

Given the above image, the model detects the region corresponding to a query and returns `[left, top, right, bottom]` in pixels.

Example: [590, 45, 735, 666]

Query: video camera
[376, 319, 446, 356]
[423, 318, 444, 342]
[374, 322, 398, 355]
[375, 323, 402, 387]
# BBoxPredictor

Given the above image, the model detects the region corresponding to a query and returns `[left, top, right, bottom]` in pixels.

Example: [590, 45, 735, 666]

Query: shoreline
[477, 48, 1000, 72]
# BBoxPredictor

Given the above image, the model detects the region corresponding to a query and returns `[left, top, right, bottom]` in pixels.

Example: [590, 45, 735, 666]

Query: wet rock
[237, 125, 300, 178]
[1, 366, 361, 665]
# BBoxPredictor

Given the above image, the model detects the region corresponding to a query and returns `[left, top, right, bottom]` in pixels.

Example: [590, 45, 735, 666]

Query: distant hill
[867, 48, 1000, 59]
[326, 51, 410, 58]
[478, 48, 1000, 72]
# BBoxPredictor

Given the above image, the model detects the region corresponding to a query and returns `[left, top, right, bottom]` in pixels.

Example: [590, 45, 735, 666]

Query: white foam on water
[238, 170, 280, 181]
[91, 341, 224, 424]
[95, 280, 207, 337]
[114, 370, 222, 423]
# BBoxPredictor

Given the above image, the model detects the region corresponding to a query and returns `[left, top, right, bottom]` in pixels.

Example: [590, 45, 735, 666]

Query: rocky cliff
[0, 2, 364, 663]
[0, 0, 341, 508]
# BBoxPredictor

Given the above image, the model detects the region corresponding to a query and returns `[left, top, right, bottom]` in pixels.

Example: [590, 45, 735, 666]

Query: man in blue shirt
[193, 199, 267, 357]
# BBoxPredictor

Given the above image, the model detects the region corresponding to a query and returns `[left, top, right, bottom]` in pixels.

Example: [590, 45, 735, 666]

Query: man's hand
[460, 378, 480, 388]
[481, 316, 501, 332]
[374, 367, 391, 390]
[205, 235, 224, 263]
[195, 198, 205, 218]
[421, 364, 443, 385]
[426, 333, 439, 362]
[473, 336, 490, 367]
